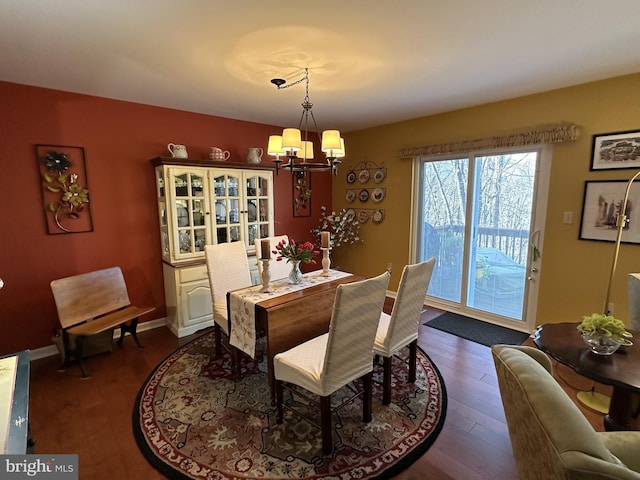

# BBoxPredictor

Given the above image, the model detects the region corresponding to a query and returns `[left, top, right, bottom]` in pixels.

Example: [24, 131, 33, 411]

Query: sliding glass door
[414, 148, 547, 328]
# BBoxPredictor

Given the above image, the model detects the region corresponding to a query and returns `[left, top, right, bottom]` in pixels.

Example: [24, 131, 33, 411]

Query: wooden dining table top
[252, 273, 363, 310]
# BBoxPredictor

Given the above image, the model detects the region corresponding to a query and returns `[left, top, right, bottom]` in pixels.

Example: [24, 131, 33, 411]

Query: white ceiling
[1, 0, 639, 133]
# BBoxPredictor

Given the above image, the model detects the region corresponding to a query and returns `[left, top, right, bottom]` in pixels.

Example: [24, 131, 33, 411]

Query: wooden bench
[50, 266, 155, 378]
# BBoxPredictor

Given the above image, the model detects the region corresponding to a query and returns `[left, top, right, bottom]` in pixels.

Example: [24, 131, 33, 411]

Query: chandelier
[267, 68, 345, 176]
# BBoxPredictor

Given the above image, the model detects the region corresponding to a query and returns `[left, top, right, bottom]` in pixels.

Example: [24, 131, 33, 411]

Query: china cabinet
[152, 157, 275, 337]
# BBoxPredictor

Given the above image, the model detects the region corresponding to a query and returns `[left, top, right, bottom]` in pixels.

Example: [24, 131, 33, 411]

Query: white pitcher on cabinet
[246, 147, 263, 164]
[168, 143, 188, 158]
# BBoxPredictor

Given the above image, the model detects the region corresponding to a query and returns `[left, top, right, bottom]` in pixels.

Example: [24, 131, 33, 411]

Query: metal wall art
[36, 144, 93, 234]
[292, 174, 311, 217]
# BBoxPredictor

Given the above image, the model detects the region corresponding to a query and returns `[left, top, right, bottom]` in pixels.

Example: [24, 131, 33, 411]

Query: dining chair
[254, 234, 290, 280]
[274, 271, 390, 455]
[204, 242, 252, 356]
[373, 258, 435, 405]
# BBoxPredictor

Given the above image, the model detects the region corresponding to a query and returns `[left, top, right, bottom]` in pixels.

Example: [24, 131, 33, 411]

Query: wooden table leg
[604, 387, 640, 431]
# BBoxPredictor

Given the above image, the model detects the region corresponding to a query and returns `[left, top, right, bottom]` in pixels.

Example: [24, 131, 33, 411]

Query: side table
[534, 322, 640, 431]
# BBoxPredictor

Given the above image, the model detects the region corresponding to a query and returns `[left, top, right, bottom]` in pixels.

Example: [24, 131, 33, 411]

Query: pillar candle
[321, 231, 330, 248]
[261, 239, 270, 259]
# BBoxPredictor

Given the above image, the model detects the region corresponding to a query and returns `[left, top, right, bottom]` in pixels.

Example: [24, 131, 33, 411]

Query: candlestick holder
[260, 259, 271, 292]
[321, 248, 331, 276]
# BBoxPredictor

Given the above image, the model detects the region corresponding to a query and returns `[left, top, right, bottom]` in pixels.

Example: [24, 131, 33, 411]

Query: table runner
[229, 269, 353, 357]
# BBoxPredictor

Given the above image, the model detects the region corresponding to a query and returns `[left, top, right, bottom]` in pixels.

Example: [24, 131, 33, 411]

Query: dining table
[227, 268, 361, 399]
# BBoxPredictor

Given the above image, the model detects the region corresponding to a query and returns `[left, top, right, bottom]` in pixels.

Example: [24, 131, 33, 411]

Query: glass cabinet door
[155, 162, 274, 265]
[155, 166, 171, 262]
[168, 168, 211, 261]
[245, 172, 274, 250]
[211, 172, 243, 245]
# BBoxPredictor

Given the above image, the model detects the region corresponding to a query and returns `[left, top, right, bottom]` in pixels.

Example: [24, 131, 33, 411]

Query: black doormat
[425, 312, 530, 347]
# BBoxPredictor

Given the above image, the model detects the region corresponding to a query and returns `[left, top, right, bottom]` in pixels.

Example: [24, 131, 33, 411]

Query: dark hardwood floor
[28, 309, 610, 479]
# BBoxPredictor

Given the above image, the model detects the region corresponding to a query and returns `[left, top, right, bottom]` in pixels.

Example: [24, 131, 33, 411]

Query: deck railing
[425, 224, 530, 265]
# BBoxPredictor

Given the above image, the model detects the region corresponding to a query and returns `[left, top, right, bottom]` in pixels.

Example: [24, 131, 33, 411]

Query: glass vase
[582, 334, 621, 356]
[288, 260, 303, 285]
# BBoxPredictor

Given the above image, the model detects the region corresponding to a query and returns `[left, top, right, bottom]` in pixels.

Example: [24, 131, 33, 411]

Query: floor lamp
[578, 169, 640, 413]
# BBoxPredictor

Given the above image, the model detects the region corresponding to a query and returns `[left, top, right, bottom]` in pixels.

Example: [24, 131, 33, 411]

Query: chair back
[629, 273, 640, 331]
[254, 235, 290, 280]
[322, 272, 390, 394]
[492, 345, 626, 480]
[382, 258, 435, 353]
[204, 242, 252, 334]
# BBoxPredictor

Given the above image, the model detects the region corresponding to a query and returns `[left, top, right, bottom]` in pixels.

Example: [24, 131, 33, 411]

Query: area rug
[426, 312, 530, 347]
[132, 331, 447, 479]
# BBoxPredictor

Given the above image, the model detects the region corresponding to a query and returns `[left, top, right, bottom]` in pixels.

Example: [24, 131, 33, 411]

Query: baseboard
[29, 317, 168, 362]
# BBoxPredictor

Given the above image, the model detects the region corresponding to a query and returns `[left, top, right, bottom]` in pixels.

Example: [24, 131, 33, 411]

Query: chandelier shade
[267, 135, 285, 157]
[267, 68, 344, 176]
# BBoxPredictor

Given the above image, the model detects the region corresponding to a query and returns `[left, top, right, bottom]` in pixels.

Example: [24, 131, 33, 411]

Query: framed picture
[591, 130, 640, 170]
[35, 144, 93, 234]
[292, 174, 311, 217]
[579, 180, 640, 244]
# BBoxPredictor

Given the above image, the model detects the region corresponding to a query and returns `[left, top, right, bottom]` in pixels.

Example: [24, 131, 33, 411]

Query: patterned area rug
[132, 331, 447, 479]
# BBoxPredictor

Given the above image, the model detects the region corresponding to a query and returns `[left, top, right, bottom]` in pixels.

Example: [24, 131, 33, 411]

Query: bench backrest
[50, 267, 132, 329]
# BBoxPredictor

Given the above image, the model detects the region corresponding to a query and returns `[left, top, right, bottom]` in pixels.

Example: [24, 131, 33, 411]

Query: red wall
[0, 81, 332, 354]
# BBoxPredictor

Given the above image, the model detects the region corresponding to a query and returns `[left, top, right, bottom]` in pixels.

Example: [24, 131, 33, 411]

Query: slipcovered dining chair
[204, 242, 252, 356]
[374, 258, 435, 405]
[274, 271, 390, 455]
[492, 345, 640, 480]
[254, 234, 290, 280]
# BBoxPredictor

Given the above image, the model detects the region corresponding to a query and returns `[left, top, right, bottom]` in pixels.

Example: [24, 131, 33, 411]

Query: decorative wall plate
[345, 189, 356, 203]
[346, 170, 356, 184]
[344, 208, 356, 222]
[372, 210, 384, 224]
[372, 188, 385, 202]
[358, 169, 370, 183]
[357, 210, 369, 223]
[373, 169, 386, 183]
[359, 189, 369, 202]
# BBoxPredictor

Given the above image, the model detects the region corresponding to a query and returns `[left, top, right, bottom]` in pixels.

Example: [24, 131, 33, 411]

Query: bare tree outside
[418, 152, 537, 320]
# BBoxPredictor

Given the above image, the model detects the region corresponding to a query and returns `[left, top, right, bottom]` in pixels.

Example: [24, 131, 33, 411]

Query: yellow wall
[335, 73, 640, 328]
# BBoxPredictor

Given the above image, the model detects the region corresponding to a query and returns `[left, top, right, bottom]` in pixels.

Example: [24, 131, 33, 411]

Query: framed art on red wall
[35, 144, 94, 234]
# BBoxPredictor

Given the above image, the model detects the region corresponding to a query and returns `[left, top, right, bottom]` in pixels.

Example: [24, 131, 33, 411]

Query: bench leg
[59, 330, 73, 371]
[59, 330, 91, 378]
[118, 318, 143, 348]
[74, 335, 90, 378]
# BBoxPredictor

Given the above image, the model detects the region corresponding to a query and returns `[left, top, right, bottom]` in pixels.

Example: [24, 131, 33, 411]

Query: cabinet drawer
[179, 264, 208, 283]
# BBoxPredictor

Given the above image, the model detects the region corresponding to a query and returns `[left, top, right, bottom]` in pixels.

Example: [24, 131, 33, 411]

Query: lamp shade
[321, 130, 342, 152]
[298, 141, 314, 159]
[267, 135, 285, 156]
[333, 138, 346, 158]
[282, 128, 301, 151]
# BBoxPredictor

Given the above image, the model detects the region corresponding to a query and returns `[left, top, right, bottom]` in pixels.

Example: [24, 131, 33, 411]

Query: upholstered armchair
[492, 345, 640, 480]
